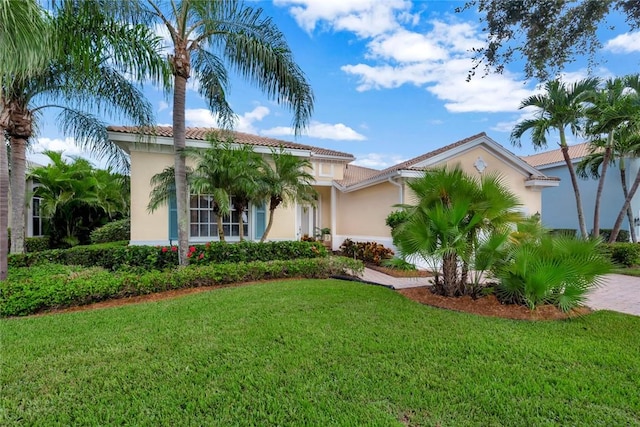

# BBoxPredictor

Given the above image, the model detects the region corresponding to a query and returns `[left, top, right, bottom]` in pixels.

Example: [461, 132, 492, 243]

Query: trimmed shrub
[9, 240, 328, 271]
[339, 238, 394, 265]
[601, 242, 640, 267]
[25, 237, 50, 253]
[0, 257, 364, 317]
[600, 229, 630, 243]
[385, 210, 409, 231]
[90, 219, 130, 244]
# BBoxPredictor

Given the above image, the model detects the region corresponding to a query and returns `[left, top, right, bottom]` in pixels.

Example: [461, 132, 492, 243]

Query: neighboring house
[522, 143, 640, 237]
[107, 128, 558, 249]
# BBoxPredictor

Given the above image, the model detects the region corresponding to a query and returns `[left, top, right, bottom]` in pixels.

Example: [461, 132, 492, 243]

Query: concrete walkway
[359, 268, 640, 316]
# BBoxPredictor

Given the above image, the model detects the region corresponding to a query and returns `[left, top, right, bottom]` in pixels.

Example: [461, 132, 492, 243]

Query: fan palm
[0, 0, 50, 280]
[4, 0, 168, 254]
[392, 166, 523, 297]
[120, 0, 314, 264]
[258, 148, 317, 243]
[583, 75, 640, 238]
[511, 77, 600, 237]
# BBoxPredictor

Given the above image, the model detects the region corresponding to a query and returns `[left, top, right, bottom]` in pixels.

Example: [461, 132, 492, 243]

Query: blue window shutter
[254, 203, 266, 240]
[169, 190, 178, 241]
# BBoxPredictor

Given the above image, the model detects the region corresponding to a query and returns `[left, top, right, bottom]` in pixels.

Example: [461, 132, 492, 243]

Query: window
[189, 195, 248, 239]
[32, 197, 44, 237]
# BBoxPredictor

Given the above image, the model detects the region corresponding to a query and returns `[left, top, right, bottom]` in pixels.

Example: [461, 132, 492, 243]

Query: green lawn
[2, 279, 639, 426]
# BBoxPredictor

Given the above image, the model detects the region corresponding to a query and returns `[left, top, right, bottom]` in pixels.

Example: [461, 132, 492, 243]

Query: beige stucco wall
[440, 146, 541, 215]
[335, 181, 400, 238]
[129, 150, 173, 242]
[316, 186, 332, 231]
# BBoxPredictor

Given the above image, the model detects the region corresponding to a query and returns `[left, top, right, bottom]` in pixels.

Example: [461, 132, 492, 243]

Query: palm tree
[583, 75, 640, 238]
[511, 77, 600, 237]
[0, 0, 50, 280]
[124, 0, 314, 265]
[259, 148, 317, 243]
[4, 0, 167, 254]
[393, 166, 523, 297]
[578, 126, 640, 242]
[28, 151, 129, 247]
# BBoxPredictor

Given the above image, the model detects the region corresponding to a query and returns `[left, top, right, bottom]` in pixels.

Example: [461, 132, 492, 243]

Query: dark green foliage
[385, 210, 409, 231]
[551, 228, 578, 237]
[494, 236, 612, 312]
[24, 237, 49, 253]
[600, 229, 630, 243]
[601, 242, 640, 267]
[339, 238, 394, 265]
[90, 219, 130, 244]
[0, 257, 364, 317]
[8, 240, 328, 271]
[380, 256, 417, 271]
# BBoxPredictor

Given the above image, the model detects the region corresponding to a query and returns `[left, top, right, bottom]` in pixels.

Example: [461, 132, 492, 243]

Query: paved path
[359, 268, 640, 316]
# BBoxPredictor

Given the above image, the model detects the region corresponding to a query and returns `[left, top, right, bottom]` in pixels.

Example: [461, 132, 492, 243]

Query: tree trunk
[260, 207, 275, 243]
[609, 168, 640, 243]
[619, 161, 637, 243]
[217, 210, 225, 242]
[442, 252, 459, 297]
[559, 132, 588, 237]
[0, 136, 9, 280]
[235, 201, 246, 241]
[592, 133, 613, 238]
[170, 45, 191, 266]
[9, 136, 27, 254]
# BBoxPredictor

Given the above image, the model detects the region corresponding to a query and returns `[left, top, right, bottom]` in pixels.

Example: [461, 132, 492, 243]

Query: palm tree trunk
[236, 202, 246, 241]
[592, 133, 613, 238]
[0, 136, 9, 280]
[560, 136, 588, 237]
[9, 137, 27, 254]
[171, 46, 191, 266]
[609, 168, 640, 243]
[442, 252, 458, 297]
[260, 204, 277, 243]
[217, 212, 225, 242]
[620, 161, 637, 242]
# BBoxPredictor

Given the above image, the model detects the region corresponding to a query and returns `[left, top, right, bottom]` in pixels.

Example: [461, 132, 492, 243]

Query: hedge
[600, 242, 640, 267]
[0, 257, 365, 317]
[90, 219, 130, 244]
[8, 240, 328, 271]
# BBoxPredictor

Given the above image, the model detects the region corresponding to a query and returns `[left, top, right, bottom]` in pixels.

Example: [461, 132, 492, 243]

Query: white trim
[524, 179, 560, 189]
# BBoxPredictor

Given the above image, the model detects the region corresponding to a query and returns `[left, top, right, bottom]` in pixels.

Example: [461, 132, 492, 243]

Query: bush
[90, 219, 130, 244]
[381, 256, 417, 271]
[601, 242, 640, 267]
[25, 237, 50, 253]
[494, 236, 612, 312]
[9, 240, 328, 271]
[599, 229, 630, 243]
[385, 210, 409, 231]
[0, 257, 364, 317]
[550, 229, 577, 237]
[339, 238, 394, 265]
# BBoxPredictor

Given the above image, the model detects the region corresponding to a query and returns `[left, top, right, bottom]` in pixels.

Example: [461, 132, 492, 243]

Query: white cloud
[274, 0, 411, 38]
[261, 121, 366, 140]
[604, 31, 640, 54]
[353, 152, 405, 169]
[158, 100, 169, 112]
[185, 105, 270, 134]
[30, 137, 84, 157]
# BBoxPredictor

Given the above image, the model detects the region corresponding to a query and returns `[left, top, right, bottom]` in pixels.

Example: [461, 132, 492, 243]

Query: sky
[31, 0, 640, 170]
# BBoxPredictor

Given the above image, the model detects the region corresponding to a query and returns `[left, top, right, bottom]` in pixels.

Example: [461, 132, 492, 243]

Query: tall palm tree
[4, 0, 167, 254]
[0, 0, 50, 280]
[511, 77, 600, 237]
[583, 75, 640, 238]
[259, 148, 316, 243]
[578, 125, 640, 242]
[392, 166, 523, 297]
[124, 0, 314, 265]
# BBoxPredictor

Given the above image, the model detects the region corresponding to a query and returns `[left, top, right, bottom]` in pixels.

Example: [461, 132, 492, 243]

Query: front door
[298, 205, 316, 239]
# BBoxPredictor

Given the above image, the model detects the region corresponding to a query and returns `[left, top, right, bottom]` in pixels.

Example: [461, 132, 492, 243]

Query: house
[522, 143, 640, 237]
[7, 161, 47, 240]
[107, 127, 559, 250]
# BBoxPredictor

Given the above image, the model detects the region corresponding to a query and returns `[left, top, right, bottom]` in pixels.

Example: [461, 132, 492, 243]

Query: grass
[2, 279, 640, 426]
[612, 267, 640, 277]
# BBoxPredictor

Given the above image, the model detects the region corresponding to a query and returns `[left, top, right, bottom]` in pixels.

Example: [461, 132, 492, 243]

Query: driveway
[586, 274, 640, 316]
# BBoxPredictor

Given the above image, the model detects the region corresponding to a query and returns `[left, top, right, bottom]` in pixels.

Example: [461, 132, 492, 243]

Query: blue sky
[32, 0, 640, 170]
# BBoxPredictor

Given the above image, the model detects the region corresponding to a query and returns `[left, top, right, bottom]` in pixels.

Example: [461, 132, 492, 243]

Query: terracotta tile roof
[342, 132, 488, 187]
[335, 164, 380, 187]
[521, 142, 594, 167]
[107, 125, 355, 160]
